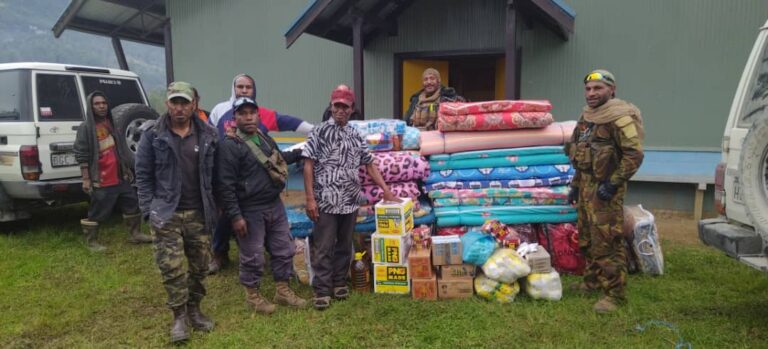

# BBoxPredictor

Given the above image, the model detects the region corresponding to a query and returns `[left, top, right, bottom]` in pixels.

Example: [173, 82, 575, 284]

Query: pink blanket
[439, 100, 552, 116]
[359, 151, 429, 185]
[359, 181, 421, 205]
[420, 121, 576, 156]
[438, 112, 554, 132]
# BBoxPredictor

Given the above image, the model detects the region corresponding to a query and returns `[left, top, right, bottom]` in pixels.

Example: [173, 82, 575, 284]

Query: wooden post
[352, 15, 365, 119]
[694, 183, 706, 221]
[505, 0, 520, 99]
[111, 37, 129, 71]
[163, 22, 174, 85]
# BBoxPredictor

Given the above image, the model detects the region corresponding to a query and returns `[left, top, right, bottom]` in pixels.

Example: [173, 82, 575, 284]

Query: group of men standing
[72, 67, 643, 342]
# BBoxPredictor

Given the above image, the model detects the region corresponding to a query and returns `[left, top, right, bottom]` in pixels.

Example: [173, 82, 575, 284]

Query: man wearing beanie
[135, 81, 218, 342]
[564, 69, 644, 314]
[403, 67, 464, 130]
[215, 96, 307, 314]
[302, 87, 398, 310]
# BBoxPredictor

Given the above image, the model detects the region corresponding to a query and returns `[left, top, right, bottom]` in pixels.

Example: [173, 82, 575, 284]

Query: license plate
[733, 177, 744, 204]
[51, 152, 77, 168]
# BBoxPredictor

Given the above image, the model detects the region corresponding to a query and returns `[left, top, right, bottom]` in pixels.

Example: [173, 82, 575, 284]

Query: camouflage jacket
[565, 113, 644, 187]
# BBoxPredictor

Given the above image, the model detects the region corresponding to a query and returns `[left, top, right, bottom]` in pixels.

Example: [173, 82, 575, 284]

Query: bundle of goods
[536, 223, 586, 275]
[623, 205, 664, 275]
[371, 198, 414, 295]
[437, 100, 554, 132]
[349, 119, 405, 151]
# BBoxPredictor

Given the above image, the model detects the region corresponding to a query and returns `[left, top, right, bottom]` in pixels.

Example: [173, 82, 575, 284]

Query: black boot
[187, 302, 215, 332]
[170, 305, 190, 343]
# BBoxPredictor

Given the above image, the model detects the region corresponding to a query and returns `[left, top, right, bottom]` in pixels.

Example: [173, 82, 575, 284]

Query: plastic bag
[481, 248, 531, 283]
[293, 238, 312, 285]
[524, 270, 562, 301]
[366, 133, 393, 152]
[538, 223, 585, 275]
[625, 205, 664, 275]
[474, 273, 519, 303]
[461, 230, 498, 266]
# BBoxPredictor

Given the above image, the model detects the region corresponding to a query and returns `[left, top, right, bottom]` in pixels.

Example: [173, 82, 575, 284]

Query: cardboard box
[408, 247, 434, 278]
[371, 233, 411, 264]
[375, 198, 414, 235]
[440, 264, 477, 280]
[411, 275, 438, 301]
[438, 276, 474, 300]
[373, 264, 410, 294]
[524, 248, 552, 274]
[431, 235, 463, 265]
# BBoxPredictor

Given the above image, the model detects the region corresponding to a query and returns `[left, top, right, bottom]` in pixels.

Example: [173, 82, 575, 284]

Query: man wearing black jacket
[215, 97, 307, 314]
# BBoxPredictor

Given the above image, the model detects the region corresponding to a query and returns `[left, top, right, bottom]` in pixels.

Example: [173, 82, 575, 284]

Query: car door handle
[50, 142, 74, 151]
[72, 125, 79, 131]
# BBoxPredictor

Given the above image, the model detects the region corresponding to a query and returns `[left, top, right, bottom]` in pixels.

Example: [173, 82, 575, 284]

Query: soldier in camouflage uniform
[135, 82, 219, 342]
[564, 70, 644, 314]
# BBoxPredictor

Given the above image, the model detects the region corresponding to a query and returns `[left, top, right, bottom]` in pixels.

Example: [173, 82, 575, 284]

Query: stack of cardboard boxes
[431, 236, 474, 300]
[371, 198, 414, 294]
[408, 229, 437, 300]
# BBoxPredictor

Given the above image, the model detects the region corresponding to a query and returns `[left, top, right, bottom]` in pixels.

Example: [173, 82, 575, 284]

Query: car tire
[111, 103, 159, 168]
[739, 113, 768, 241]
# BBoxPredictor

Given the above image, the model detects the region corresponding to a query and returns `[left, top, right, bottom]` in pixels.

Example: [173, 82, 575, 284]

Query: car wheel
[111, 103, 159, 168]
[739, 113, 768, 243]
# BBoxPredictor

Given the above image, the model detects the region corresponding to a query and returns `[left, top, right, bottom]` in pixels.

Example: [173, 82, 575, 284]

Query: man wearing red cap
[302, 88, 398, 310]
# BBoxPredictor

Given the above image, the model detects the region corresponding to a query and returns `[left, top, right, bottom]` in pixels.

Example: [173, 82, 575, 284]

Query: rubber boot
[244, 287, 276, 314]
[273, 281, 308, 308]
[170, 305, 190, 343]
[593, 296, 620, 314]
[123, 213, 153, 244]
[80, 219, 106, 252]
[187, 302, 215, 332]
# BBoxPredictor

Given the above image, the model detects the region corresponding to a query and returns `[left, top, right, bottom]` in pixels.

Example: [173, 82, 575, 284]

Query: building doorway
[395, 51, 505, 118]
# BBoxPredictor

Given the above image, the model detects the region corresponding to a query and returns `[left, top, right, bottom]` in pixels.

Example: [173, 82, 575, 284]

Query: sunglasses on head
[584, 72, 614, 84]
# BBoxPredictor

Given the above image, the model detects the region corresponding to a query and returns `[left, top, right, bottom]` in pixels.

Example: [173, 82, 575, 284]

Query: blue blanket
[426, 164, 574, 183]
[430, 146, 564, 161]
[434, 205, 576, 227]
[430, 153, 569, 171]
[423, 176, 573, 191]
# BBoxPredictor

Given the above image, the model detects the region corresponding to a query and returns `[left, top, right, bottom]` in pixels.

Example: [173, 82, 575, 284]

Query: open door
[401, 60, 449, 115]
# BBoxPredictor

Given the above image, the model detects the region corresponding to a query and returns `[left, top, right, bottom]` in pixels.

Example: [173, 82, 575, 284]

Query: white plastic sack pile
[525, 270, 562, 301]
[482, 248, 531, 283]
[474, 274, 519, 303]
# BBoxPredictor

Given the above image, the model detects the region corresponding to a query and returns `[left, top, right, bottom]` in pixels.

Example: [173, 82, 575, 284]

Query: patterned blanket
[402, 126, 421, 150]
[425, 164, 574, 183]
[423, 176, 573, 191]
[430, 146, 563, 161]
[437, 112, 554, 132]
[435, 205, 577, 227]
[359, 151, 429, 185]
[439, 100, 552, 116]
[429, 186, 569, 199]
[419, 121, 576, 156]
[429, 153, 569, 171]
[358, 181, 422, 205]
[433, 197, 569, 207]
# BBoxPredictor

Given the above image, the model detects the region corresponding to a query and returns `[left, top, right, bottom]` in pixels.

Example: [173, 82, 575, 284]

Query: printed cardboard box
[371, 232, 411, 264]
[431, 235, 463, 265]
[408, 247, 434, 278]
[524, 248, 552, 274]
[440, 264, 477, 280]
[375, 198, 414, 235]
[373, 264, 410, 294]
[412, 275, 438, 301]
[438, 276, 474, 300]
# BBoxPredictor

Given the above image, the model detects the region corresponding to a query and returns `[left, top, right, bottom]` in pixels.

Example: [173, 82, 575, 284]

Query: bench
[631, 150, 720, 221]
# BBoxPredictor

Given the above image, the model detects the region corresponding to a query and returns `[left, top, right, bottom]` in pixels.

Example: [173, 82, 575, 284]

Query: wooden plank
[353, 14, 365, 118]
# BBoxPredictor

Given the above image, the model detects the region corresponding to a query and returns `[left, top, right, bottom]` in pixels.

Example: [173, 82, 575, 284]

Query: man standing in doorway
[216, 97, 307, 314]
[74, 91, 153, 252]
[207, 73, 313, 274]
[565, 69, 644, 314]
[302, 88, 398, 310]
[403, 68, 463, 130]
[135, 81, 218, 342]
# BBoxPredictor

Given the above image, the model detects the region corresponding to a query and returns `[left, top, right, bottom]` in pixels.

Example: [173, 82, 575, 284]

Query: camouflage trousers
[575, 173, 628, 302]
[151, 209, 211, 308]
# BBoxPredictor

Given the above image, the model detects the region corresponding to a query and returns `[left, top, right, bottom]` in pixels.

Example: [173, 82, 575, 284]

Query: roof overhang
[284, 0, 416, 48]
[52, 0, 168, 47]
[284, 0, 575, 48]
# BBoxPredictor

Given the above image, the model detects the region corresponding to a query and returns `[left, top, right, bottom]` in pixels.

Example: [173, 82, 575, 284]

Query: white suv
[0, 62, 157, 221]
[699, 20, 768, 272]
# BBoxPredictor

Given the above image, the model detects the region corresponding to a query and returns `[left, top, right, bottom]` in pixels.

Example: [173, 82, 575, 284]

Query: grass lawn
[1, 204, 767, 348]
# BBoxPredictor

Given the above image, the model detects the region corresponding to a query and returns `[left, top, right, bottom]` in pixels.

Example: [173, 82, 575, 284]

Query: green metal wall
[170, 0, 768, 148]
[168, 0, 352, 128]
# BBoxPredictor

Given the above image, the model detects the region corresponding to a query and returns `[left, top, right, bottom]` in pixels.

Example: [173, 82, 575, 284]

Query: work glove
[596, 181, 618, 201]
[567, 186, 579, 205]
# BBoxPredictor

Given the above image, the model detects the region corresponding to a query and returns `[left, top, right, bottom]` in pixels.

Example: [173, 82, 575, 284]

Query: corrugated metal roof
[52, 0, 167, 46]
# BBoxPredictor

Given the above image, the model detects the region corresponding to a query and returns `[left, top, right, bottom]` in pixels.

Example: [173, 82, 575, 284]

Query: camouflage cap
[584, 69, 615, 87]
[166, 81, 194, 101]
